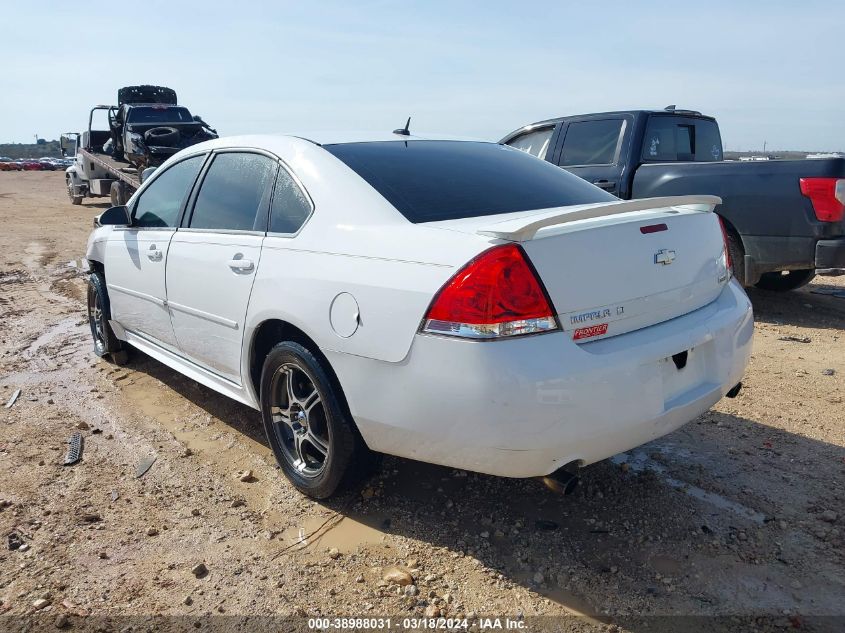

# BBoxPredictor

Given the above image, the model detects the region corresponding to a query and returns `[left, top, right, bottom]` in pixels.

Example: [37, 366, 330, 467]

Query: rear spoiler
[477, 195, 722, 242]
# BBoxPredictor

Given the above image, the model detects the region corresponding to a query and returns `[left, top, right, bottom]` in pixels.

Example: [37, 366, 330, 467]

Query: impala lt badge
[654, 249, 676, 265]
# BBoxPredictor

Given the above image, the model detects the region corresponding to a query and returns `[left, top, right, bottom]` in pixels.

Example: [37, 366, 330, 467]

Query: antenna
[664, 105, 676, 112]
[393, 117, 411, 136]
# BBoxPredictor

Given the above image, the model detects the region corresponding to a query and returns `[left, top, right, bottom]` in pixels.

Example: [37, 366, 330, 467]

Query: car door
[553, 117, 629, 196]
[105, 154, 206, 350]
[165, 151, 278, 384]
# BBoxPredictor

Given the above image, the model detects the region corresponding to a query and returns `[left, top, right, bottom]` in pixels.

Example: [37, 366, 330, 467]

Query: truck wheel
[109, 181, 130, 206]
[87, 272, 128, 364]
[755, 270, 816, 292]
[67, 178, 83, 206]
[144, 126, 180, 146]
[110, 181, 121, 207]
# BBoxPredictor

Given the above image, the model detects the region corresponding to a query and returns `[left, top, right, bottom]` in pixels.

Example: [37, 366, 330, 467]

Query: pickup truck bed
[502, 109, 845, 290]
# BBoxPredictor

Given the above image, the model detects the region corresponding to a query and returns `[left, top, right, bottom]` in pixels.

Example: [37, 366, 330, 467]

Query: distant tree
[36, 138, 46, 145]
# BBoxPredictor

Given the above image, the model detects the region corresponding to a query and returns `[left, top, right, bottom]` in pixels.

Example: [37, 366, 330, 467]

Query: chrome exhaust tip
[541, 466, 579, 495]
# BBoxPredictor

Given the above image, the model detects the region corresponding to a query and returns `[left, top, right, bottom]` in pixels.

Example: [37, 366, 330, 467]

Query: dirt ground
[1, 172, 843, 632]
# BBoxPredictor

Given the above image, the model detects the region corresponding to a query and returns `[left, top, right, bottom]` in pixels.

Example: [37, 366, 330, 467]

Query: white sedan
[85, 133, 753, 498]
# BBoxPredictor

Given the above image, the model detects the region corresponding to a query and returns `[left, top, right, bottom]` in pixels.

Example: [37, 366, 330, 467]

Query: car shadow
[747, 280, 845, 331]
[120, 346, 844, 628]
[124, 349, 270, 448]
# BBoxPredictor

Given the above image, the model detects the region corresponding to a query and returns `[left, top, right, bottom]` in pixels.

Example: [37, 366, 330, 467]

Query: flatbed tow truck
[61, 123, 141, 206]
[61, 85, 217, 206]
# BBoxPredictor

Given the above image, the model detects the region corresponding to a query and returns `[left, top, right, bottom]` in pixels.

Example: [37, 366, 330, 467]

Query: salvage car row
[0, 157, 73, 171]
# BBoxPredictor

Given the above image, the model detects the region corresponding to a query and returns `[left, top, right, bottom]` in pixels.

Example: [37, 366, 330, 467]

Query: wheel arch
[247, 319, 351, 420]
[716, 213, 752, 285]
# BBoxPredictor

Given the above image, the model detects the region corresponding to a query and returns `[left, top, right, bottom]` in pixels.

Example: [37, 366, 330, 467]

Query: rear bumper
[328, 280, 753, 478]
[816, 238, 845, 269]
[743, 234, 845, 280]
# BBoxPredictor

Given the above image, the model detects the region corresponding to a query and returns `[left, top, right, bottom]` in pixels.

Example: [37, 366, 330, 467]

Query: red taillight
[800, 177, 845, 222]
[718, 216, 732, 271]
[422, 244, 558, 339]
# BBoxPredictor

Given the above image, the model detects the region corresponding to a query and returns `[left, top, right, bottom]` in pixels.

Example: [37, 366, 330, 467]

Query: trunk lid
[427, 197, 730, 342]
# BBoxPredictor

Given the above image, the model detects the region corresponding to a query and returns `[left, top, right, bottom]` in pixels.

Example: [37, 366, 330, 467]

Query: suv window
[189, 153, 277, 231]
[324, 141, 615, 223]
[269, 168, 312, 234]
[133, 155, 204, 228]
[642, 116, 723, 162]
[559, 119, 624, 166]
[507, 127, 554, 159]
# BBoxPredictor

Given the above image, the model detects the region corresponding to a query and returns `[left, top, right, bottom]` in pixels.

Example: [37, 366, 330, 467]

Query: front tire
[67, 177, 83, 206]
[260, 341, 369, 499]
[87, 272, 127, 363]
[755, 269, 816, 292]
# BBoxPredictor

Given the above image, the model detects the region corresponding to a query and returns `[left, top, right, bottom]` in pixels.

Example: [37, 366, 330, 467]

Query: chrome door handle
[592, 179, 616, 190]
[147, 245, 163, 261]
[227, 258, 254, 273]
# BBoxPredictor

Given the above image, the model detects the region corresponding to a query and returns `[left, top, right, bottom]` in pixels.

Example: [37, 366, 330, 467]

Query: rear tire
[259, 341, 373, 499]
[109, 181, 129, 206]
[87, 272, 127, 362]
[755, 269, 816, 292]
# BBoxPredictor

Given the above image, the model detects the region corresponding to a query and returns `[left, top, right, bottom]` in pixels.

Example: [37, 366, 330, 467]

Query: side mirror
[60, 134, 77, 158]
[98, 205, 131, 227]
[193, 115, 202, 122]
[139, 166, 156, 184]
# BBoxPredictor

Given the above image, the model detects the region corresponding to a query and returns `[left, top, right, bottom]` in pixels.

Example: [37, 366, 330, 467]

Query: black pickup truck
[501, 108, 845, 290]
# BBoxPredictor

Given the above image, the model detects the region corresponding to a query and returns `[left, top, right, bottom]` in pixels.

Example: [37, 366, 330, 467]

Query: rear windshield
[127, 106, 193, 124]
[324, 141, 616, 223]
[642, 116, 723, 162]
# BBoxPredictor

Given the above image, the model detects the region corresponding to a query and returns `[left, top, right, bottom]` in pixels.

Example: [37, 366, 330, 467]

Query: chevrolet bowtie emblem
[654, 249, 676, 265]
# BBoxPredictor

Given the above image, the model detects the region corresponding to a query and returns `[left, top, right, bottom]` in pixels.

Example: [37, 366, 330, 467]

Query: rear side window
[189, 153, 277, 231]
[269, 168, 312, 234]
[324, 141, 615, 223]
[642, 116, 723, 162]
[133, 155, 204, 228]
[559, 119, 624, 166]
[507, 127, 554, 159]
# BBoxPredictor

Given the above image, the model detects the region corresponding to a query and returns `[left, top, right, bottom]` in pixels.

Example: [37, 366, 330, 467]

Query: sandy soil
[0, 172, 843, 632]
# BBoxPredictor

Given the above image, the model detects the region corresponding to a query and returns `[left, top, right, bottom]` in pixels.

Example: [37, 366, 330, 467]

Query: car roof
[188, 132, 484, 151]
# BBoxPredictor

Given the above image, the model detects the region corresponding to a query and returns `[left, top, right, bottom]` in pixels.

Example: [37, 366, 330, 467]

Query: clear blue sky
[2, 1, 843, 151]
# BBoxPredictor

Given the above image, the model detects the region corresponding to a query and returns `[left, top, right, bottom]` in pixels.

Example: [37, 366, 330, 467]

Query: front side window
[269, 168, 312, 234]
[324, 141, 615, 223]
[133, 155, 204, 228]
[507, 127, 554, 159]
[559, 119, 624, 166]
[642, 116, 723, 162]
[189, 153, 277, 231]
